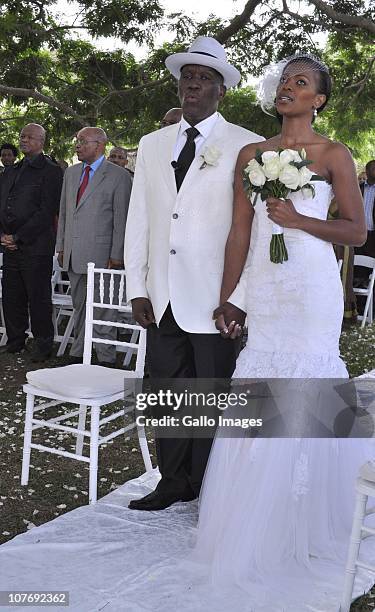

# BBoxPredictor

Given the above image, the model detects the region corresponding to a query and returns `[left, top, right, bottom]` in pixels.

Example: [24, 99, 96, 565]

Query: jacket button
[170, 249, 176, 255]
[172, 213, 178, 219]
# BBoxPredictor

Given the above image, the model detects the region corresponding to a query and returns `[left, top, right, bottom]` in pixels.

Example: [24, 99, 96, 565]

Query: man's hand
[57, 251, 63, 267]
[132, 297, 155, 328]
[108, 258, 124, 270]
[1, 234, 18, 251]
[213, 302, 246, 339]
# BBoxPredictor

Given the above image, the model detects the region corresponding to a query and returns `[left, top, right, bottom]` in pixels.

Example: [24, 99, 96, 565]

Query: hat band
[191, 51, 218, 59]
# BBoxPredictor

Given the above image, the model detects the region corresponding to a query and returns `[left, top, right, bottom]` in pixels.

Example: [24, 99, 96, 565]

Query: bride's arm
[220, 147, 255, 304]
[267, 143, 367, 247]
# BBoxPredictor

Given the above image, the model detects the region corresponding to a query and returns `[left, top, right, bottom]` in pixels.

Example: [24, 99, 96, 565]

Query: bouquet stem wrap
[270, 196, 288, 264]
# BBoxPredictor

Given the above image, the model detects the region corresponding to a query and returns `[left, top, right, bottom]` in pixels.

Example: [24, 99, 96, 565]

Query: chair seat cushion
[27, 364, 130, 399]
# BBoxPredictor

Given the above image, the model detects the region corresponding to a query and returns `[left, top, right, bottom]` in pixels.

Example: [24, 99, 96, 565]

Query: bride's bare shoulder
[319, 137, 356, 167]
[239, 136, 280, 161]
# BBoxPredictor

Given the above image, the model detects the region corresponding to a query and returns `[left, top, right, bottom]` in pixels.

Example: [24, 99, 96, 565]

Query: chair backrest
[83, 262, 146, 375]
[354, 254, 375, 270]
[353, 255, 375, 294]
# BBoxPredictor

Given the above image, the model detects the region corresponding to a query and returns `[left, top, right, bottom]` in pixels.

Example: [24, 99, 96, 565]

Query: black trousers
[2, 250, 54, 351]
[146, 304, 240, 497]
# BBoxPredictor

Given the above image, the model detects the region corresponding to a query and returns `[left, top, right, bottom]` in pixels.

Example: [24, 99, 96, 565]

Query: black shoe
[0, 343, 25, 355]
[128, 489, 196, 511]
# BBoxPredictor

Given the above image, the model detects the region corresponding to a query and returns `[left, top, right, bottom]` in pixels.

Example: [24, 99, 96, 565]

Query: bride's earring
[313, 108, 318, 117]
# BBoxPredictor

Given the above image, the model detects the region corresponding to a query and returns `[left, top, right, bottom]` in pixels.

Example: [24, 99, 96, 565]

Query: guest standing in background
[0, 124, 63, 361]
[0, 143, 18, 173]
[160, 108, 183, 128]
[56, 127, 132, 366]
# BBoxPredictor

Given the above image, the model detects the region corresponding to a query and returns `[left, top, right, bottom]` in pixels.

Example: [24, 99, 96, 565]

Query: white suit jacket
[124, 114, 264, 333]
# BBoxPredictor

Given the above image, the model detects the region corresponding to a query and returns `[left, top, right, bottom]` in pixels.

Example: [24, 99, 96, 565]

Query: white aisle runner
[0, 468, 374, 612]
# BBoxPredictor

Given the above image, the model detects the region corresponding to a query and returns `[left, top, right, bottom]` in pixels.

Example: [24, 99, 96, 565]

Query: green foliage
[318, 31, 375, 165]
[220, 87, 279, 138]
[0, 0, 372, 162]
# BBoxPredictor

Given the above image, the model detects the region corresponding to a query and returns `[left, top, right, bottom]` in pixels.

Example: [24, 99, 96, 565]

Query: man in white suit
[125, 37, 263, 511]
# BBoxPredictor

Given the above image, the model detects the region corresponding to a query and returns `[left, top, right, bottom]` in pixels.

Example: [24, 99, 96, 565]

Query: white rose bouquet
[243, 148, 324, 263]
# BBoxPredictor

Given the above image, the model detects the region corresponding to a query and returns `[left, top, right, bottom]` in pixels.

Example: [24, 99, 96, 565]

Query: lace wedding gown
[193, 181, 375, 610]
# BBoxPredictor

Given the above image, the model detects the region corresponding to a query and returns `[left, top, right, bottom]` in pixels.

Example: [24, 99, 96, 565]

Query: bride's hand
[266, 197, 302, 229]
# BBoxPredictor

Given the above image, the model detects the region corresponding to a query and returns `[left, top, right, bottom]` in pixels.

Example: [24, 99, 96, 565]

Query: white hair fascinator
[257, 53, 330, 116]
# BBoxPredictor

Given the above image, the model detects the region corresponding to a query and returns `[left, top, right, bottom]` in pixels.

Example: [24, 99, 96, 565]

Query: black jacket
[0, 153, 63, 256]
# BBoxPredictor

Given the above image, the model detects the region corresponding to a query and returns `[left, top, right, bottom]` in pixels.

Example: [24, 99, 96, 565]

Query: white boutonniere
[199, 146, 222, 170]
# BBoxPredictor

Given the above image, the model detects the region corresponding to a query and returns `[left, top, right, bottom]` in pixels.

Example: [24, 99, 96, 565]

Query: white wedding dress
[192, 181, 375, 610]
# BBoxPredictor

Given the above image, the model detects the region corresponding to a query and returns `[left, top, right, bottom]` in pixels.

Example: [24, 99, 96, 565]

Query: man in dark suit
[0, 123, 63, 361]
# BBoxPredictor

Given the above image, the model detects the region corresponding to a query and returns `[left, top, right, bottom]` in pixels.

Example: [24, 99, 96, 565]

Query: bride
[193, 54, 375, 609]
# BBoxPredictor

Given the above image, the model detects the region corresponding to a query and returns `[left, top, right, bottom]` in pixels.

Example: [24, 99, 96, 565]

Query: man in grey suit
[56, 127, 132, 365]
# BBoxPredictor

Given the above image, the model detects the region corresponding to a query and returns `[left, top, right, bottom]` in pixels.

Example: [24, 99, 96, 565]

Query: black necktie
[173, 126, 200, 191]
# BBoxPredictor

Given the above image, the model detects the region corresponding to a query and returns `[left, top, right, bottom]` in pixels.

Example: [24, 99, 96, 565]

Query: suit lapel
[70, 163, 83, 209]
[75, 159, 107, 210]
[157, 125, 179, 198]
[177, 114, 227, 199]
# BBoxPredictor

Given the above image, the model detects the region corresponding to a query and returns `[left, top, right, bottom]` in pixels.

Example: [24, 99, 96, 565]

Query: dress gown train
[193, 181, 375, 610]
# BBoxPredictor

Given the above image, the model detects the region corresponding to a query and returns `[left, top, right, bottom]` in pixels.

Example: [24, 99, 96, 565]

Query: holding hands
[1, 234, 18, 251]
[266, 197, 302, 229]
[213, 302, 246, 339]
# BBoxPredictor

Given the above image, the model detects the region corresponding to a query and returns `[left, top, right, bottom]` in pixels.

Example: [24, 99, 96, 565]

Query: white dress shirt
[79, 154, 105, 185]
[172, 112, 219, 162]
[363, 181, 375, 231]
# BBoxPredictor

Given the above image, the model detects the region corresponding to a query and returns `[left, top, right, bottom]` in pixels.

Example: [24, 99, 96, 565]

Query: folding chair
[353, 255, 375, 328]
[340, 461, 375, 611]
[21, 262, 152, 503]
[51, 255, 75, 356]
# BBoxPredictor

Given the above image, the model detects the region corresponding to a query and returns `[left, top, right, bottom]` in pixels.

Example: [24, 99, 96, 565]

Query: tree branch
[281, 0, 341, 31]
[0, 86, 88, 126]
[97, 75, 171, 109]
[345, 55, 375, 101]
[216, 0, 264, 44]
[308, 0, 375, 35]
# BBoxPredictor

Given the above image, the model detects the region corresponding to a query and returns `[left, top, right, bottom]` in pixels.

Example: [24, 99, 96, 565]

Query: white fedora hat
[165, 36, 241, 89]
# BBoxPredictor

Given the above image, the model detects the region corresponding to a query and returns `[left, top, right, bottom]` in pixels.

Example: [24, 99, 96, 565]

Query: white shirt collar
[179, 112, 219, 139]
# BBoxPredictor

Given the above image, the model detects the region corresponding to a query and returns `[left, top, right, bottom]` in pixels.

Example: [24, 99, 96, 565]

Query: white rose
[279, 149, 302, 167]
[279, 165, 300, 190]
[202, 146, 221, 166]
[261, 151, 279, 163]
[299, 166, 313, 187]
[245, 159, 266, 187]
[261, 152, 281, 180]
